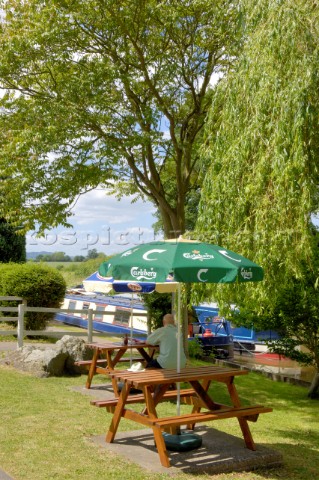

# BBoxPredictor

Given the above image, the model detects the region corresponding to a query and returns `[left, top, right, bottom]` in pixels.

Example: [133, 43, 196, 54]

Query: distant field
[37, 257, 108, 287]
[41, 261, 82, 268]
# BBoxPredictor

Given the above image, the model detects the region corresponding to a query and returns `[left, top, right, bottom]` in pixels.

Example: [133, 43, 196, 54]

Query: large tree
[0, 218, 26, 262]
[195, 0, 319, 309]
[0, 0, 241, 237]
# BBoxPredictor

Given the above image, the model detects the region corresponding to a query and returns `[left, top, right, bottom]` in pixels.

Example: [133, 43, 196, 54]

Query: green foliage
[140, 291, 172, 330]
[0, 0, 242, 237]
[0, 263, 66, 330]
[0, 218, 26, 262]
[266, 338, 314, 367]
[73, 255, 86, 262]
[187, 338, 205, 359]
[267, 274, 319, 369]
[35, 251, 72, 262]
[228, 254, 319, 395]
[54, 253, 109, 287]
[86, 249, 99, 260]
[196, 0, 319, 308]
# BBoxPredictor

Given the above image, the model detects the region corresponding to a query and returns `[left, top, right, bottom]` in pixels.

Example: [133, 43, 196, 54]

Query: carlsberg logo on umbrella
[240, 268, 253, 280]
[183, 251, 214, 261]
[131, 267, 157, 281]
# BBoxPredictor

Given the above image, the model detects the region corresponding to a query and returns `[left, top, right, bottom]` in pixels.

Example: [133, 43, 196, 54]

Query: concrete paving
[73, 383, 283, 475]
[0, 469, 14, 480]
[0, 342, 19, 352]
[89, 427, 282, 475]
[0, 341, 54, 352]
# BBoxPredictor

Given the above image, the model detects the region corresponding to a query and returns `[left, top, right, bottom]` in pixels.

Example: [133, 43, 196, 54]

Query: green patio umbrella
[98, 238, 263, 373]
[99, 237, 264, 284]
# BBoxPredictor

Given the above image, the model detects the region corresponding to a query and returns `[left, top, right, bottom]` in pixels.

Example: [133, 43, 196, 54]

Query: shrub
[140, 291, 172, 330]
[188, 338, 205, 359]
[0, 263, 66, 330]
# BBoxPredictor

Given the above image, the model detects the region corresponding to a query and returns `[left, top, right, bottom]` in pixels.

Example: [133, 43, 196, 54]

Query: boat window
[94, 305, 105, 321]
[68, 300, 77, 312]
[113, 307, 130, 325]
[81, 302, 90, 317]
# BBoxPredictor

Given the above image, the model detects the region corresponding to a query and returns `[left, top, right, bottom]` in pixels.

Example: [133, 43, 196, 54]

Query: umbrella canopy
[98, 238, 264, 284]
[83, 271, 178, 294]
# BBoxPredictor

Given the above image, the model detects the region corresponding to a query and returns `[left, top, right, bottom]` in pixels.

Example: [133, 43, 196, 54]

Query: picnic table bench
[91, 365, 273, 468]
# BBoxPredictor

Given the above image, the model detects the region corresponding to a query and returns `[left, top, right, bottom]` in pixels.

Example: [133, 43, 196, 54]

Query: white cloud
[71, 189, 155, 226]
[27, 188, 159, 256]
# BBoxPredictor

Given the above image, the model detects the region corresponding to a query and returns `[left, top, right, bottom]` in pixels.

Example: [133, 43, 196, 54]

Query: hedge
[0, 263, 66, 330]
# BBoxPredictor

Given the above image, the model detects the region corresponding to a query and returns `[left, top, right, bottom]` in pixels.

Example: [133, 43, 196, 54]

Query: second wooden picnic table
[82, 341, 158, 394]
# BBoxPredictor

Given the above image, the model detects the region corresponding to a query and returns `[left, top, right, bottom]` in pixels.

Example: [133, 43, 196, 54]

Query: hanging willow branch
[195, 0, 319, 309]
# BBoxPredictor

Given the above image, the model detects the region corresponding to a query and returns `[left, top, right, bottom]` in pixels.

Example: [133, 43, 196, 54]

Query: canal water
[230, 353, 315, 384]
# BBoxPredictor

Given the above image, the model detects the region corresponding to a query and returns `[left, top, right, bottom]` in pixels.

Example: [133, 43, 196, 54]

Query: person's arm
[146, 327, 163, 345]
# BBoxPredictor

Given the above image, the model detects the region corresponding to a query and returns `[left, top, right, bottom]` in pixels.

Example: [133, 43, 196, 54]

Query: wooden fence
[0, 296, 115, 348]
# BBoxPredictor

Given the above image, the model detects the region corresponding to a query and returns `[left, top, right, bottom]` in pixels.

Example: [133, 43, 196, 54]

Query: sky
[26, 188, 161, 256]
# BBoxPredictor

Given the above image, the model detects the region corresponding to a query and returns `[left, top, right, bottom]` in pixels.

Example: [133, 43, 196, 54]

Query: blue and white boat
[56, 290, 148, 337]
[56, 293, 279, 359]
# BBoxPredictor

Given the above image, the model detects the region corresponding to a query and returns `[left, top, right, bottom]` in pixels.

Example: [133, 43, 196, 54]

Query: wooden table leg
[106, 381, 131, 443]
[86, 349, 99, 389]
[137, 347, 153, 363]
[107, 350, 125, 396]
[152, 425, 171, 468]
[227, 378, 256, 450]
[144, 385, 171, 468]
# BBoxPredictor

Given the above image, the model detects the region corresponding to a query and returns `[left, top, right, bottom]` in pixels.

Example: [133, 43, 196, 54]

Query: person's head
[163, 313, 175, 326]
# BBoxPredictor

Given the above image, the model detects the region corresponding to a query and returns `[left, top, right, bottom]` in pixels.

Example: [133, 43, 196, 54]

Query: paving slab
[89, 427, 282, 475]
[70, 383, 115, 401]
[73, 383, 283, 474]
[0, 469, 14, 480]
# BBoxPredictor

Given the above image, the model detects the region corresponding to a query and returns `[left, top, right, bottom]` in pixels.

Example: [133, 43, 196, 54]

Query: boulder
[55, 335, 92, 374]
[23, 346, 68, 377]
[0, 335, 92, 377]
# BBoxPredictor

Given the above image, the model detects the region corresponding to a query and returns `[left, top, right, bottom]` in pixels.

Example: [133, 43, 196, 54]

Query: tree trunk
[307, 372, 319, 398]
[157, 201, 185, 239]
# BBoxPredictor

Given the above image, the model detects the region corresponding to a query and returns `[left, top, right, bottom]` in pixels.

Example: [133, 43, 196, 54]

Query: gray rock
[23, 347, 67, 376]
[55, 335, 92, 374]
[0, 335, 92, 377]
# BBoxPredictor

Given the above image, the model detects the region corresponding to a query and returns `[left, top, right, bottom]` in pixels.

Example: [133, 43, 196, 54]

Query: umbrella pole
[177, 283, 181, 416]
[129, 294, 134, 367]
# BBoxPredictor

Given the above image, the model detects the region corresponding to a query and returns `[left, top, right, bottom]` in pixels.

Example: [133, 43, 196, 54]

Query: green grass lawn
[0, 365, 318, 480]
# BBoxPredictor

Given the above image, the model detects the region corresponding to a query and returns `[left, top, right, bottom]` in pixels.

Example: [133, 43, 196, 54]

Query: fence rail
[0, 296, 120, 348]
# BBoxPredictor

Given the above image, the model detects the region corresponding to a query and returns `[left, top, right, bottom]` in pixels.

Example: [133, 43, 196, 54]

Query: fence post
[17, 302, 25, 348]
[87, 309, 93, 343]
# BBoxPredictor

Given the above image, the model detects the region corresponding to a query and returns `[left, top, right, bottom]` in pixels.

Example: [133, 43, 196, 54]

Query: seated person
[146, 313, 187, 369]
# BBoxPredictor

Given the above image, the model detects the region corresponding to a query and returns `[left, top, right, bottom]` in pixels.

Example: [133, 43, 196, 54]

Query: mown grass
[0, 365, 318, 480]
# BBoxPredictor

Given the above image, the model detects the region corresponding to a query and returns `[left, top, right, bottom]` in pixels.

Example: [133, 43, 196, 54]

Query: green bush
[140, 291, 172, 330]
[188, 338, 205, 359]
[0, 263, 66, 330]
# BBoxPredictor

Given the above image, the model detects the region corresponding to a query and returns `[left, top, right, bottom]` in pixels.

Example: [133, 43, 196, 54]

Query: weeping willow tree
[195, 0, 319, 310]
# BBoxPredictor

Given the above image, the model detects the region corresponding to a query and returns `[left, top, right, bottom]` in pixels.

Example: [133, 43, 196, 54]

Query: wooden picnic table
[79, 341, 158, 394]
[92, 365, 272, 468]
